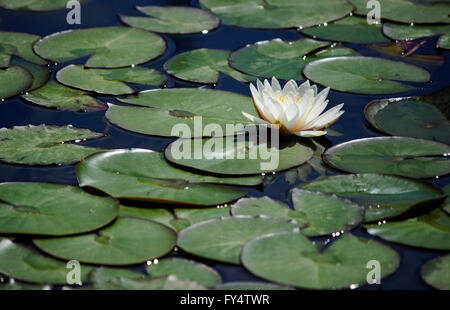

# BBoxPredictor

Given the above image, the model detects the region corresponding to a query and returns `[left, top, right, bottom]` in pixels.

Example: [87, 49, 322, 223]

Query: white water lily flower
[243, 77, 344, 137]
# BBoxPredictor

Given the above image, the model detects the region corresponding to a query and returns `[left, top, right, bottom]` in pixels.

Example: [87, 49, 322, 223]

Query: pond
[0, 0, 449, 290]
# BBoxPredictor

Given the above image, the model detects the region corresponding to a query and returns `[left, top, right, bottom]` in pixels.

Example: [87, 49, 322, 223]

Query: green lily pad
[229, 38, 357, 80]
[177, 216, 301, 264]
[90, 275, 206, 290]
[349, 0, 450, 24]
[165, 48, 256, 84]
[366, 208, 450, 250]
[21, 81, 106, 112]
[119, 205, 176, 229]
[120, 6, 219, 34]
[0, 281, 50, 290]
[11, 58, 49, 91]
[89, 267, 146, 283]
[0, 66, 32, 99]
[0, 31, 46, 65]
[442, 184, 450, 214]
[300, 174, 446, 222]
[241, 232, 400, 289]
[365, 98, 450, 144]
[107, 88, 257, 137]
[173, 207, 231, 231]
[0, 238, 94, 284]
[301, 16, 390, 43]
[146, 257, 221, 287]
[34, 27, 166, 68]
[77, 149, 259, 206]
[303, 56, 430, 94]
[383, 23, 450, 49]
[0, 0, 86, 11]
[34, 217, 177, 266]
[0, 124, 103, 165]
[420, 254, 450, 290]
[199, 0, 353, 29]
[0, 182, 119, 236]
[56, 65, 166, 96]
[165, 136, 314, 175]
[323, 137, 450, 178]
[232, 192, 363, 236]
[214, 282, 292, 290]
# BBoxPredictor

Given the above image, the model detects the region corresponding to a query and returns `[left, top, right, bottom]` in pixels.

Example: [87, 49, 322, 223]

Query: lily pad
[365, 98, 450, 144]
[177, 216, 301, 264]
[214, 282, 292, 290]
[199, 0, 353, 29]
[442, 184, 450, 214]
[383, 23, 450, 49]
[21, 81, 106, 112]
[0, 182, 119, 236]
[77, 149, 260, 206]
[0, 0, 86, 11]
[366, 208, 450, 250]
[301, 16, 390, 43]
[241, 232, 400, 289]
[349, 0, 450, 24]
[120, 6, 219, 34]
[34, 217, 177, 266]
[107, 88, 257, 137]
[173, 207, 231, 231]
[300, 174, 446, 222]
[165, 136, 314, 175]
[0, 66, 32, 99]
[0, 238, 94, 284]
[323, 137, 450, 178]
[11, 58, 49, 91]
[146, 257, 221, 287]
[119, 204, 175, 229]
[0, 124, 103, 165]
[232, 192, 363, 236]
[303, 56, 430, 94]
[56, 65, 166, 96]
[420, 254, 450, 290]
[91, 275, 206, 290]
[89, 267, 146, 283]
[165, 49, 255, 84]
[0, 281, 50, 290]
[34, 27, 166, 68]
[0, 31, 46, 66]
[229, 38, 357, 80]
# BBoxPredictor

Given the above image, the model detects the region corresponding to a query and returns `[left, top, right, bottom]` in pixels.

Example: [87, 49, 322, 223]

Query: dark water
[0, 0, 449, 290]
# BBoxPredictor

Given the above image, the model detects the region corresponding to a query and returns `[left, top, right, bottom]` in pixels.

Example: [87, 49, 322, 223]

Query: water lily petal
[307, 103, 344, 129]
[294, 130, 327, 137]
[242, 112, 270, 125]
[271, 77, 282, 92]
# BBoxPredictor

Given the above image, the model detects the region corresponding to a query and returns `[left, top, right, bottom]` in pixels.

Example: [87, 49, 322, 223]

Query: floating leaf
[89, 267, 145, 283]
[199, 0, 353, 29]
[365, 97, 450, 144]
[90, 275, 206, 290]
[0, 281, 50, 290]
[383, 23, 450, 49]
[0, 0, 86, 11]
[232, 192, 363, 236]
[214, 282, 292, 290]
[366, 208, 450, 250]
[304, 56, 430, 94]
[11, 58, 49, 91]
[420, 254, 450, 290]
[121, 6, 219, 34]
[119, 204, 175, 229]
[241, 232, 400, 289]
[165, 136, 314, 175]
[0, 66, 31, 99]
[301, 16, 390, 43]
[442, 184, 450, 214]
[0, 124, 103, 165]
[34, 27, 166, 68]
[300, 174, 445, 222]
[173, 207, 231, 231]
[77, 149, 260, 206]
[165, 49, 255, 84]
[349, 0, 450, 24]
[146, 257, 221, 287]
[107, 88, 257, 137]
[21, 81, 106, 112]
[0, 182, 119, 236]
[177, 216, 300, 264]
[0, 238, 94, 284]
[0, 31, 46, 65]
[323, 137, 450, 178]
[229, 38, 357, 80]
[56, 65, 166, 96]
[34, 217, 177, 266]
